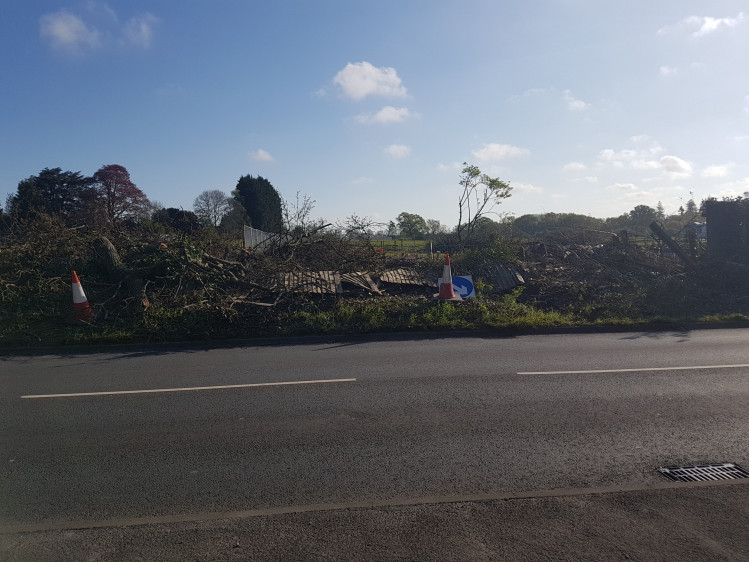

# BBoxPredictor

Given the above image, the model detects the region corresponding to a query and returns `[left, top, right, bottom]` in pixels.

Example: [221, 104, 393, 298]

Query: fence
[243, 226, 291, 252]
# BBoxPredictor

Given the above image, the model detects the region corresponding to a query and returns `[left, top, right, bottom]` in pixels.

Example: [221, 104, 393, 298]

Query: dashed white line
[21, 378, 357, 399]
[518, 364, 749, 375]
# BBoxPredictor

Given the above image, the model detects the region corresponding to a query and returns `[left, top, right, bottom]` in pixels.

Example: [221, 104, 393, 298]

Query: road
[1, 328, 749, 560]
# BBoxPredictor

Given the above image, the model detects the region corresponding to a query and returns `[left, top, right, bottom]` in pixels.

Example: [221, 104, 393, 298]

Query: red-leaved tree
[89, 164, 150, 228]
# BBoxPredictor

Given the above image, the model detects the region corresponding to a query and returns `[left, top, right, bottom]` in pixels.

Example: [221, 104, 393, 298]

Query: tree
[471, 216, 509, 241]
[233, 175, 282, 232]
[656, 201, 665, 220]
[338, 214, 378, 240]
[628, 204, 657, 226]
[456, 163, 512, 246]
[90, 165, 150, 228]
[193, 189, 231, 227]
[0, 204, 8, 233]
[513, 213, 605, 237]
[282, 191, 317, 234]
[7, 167, 91, 222]
[152, 208, 202, 233]
[396, 211, 428, 238]
[219, 199, 247, 232]
[685, 198, 698, 214]
[426, 219, 446, 236]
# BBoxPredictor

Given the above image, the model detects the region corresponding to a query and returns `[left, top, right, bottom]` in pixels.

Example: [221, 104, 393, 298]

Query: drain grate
[659, 463, 749, 482]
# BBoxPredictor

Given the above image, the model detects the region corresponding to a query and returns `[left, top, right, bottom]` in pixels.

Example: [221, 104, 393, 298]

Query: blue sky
[2, 1, 748, 228]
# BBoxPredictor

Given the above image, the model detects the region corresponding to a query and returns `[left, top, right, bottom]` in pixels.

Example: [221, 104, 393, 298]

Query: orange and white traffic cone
[435, 253, 462, 301]
[72, 270, 94, 322]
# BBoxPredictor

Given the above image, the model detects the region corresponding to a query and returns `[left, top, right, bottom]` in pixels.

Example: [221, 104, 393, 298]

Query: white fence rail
[243, 226, 291, 252]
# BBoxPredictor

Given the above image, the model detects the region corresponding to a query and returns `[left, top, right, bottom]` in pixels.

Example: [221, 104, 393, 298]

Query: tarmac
[2, 480, 748, 561]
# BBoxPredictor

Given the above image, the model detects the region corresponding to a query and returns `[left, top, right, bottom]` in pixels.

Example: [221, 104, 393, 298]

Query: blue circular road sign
[452, 276, 475, 298]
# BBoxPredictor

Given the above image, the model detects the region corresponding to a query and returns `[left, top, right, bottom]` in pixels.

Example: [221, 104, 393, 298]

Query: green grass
[366, 239, 431, 255]
[4, 291, 748, 349]
[2, 221, 747, 349]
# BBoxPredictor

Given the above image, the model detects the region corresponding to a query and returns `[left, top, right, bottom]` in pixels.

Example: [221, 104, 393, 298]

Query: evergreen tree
[152, 208, 202, 233]
[656, 201, 665, 220]
[7, 167, 91, 222]
[233, 175, 283, 232]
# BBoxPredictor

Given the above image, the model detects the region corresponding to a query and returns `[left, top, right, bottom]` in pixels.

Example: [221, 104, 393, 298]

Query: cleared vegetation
[2, 212, 748, 349]
[3, 164, 748, 348]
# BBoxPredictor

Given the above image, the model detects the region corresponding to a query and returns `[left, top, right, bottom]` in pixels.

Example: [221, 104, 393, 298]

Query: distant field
[368, 239, 432, 253]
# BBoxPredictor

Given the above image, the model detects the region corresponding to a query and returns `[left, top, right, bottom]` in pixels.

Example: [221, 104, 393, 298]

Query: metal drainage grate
[659, 463, 749, 482]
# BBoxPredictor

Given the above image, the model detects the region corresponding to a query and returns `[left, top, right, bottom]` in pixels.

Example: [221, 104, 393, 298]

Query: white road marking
[518, 364, 749, 375]
[20, 378, 356, 399]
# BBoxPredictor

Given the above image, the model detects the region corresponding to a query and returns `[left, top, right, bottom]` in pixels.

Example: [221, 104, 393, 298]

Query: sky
[2, 1, 748, 229]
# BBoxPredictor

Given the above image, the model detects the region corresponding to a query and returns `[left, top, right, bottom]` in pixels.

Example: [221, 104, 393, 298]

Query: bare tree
[193, 189, 231, 227]
[337, 214, 381, 241]
[456, 163, 512, 246]
[282, 191, 318, 234]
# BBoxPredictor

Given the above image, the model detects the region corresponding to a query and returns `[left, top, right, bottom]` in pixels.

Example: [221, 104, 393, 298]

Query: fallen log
[94, 236, 158, 306]
[649, 222, 696, 269]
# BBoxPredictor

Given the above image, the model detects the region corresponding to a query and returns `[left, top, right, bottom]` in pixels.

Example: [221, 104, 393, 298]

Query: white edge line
[21, 378, 357, 399]
[518, 364, 749, 375]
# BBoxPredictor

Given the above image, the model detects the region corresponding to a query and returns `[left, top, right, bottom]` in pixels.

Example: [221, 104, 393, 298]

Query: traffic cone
[72, 270, 94, 321]
[435, 253, 462, 301]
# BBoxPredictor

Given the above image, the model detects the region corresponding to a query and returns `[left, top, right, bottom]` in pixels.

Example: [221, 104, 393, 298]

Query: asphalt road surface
[1, 328, 748, 560]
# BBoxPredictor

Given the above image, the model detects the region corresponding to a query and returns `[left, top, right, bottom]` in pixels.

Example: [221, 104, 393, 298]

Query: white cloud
[689, 13, 745, 37]
[744, 95, 749, 114]
[659, 155, 692, 178]
[607, 182, 639, 192]
[598, 149, 692, 182]
[659, 66, 678, 77]
[702, 164, 733, 178]
[249, 149, 274, 162]
[513, 182, 543, 194]
[658, 13, 745, 38]
[597, 138, 665, 170]
[333, 62, 407, 100]
[716, 178, 749, 197]
[562, 89, 589, 111]
[437, 162, 462, 172]
[599, 149, 632, 161]
[80, 1, 119, 23]
[40, 11, 101, 53]
[631, 159, 662, 170]
[351, 177, 374, 186]
[355, 106, 411, 124]
[384, 144, 410, 159]
[40, 7, 158, 53]
[598, 148, 638, 167]
[563, 162, 587, 172]
[629, 134, 657, 145]
[472, 143, 529, 162]
[122, 14, 158, 48]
